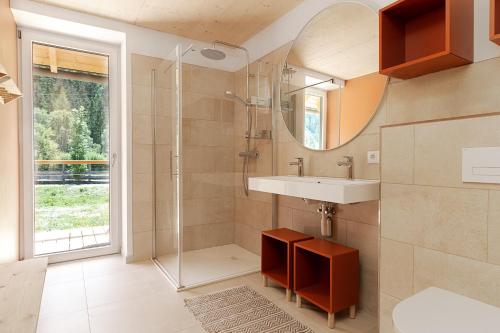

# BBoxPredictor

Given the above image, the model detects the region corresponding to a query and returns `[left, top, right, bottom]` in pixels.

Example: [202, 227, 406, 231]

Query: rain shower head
[201, 47, 226, 60]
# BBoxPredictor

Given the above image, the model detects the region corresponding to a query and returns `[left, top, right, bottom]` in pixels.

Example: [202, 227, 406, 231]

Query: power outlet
[367, 151, 380, 164]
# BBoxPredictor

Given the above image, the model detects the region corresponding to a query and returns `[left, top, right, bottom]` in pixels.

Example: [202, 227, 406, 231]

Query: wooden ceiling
[33, 43, 108, 75]
[32, 0, 303, 44]
[287, 3, 379, 80]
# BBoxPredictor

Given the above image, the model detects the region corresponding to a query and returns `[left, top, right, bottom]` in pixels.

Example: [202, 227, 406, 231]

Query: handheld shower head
[225, 90, 250, 106]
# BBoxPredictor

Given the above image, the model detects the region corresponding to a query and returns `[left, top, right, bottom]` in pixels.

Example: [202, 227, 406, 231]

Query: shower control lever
[239, 150, 259, 159]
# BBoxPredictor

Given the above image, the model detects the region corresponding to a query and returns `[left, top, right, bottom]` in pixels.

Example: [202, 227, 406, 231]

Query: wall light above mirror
[280, 2, 388, 151]
[0, 64, 7, 79]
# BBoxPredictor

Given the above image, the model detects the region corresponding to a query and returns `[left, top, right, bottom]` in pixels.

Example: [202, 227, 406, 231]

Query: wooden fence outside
[35, 160, 109, 185]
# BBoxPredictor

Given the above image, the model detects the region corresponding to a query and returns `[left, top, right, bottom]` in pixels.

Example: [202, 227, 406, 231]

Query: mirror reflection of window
[280, 2, 388, 151]
[304, 90, 326, 150]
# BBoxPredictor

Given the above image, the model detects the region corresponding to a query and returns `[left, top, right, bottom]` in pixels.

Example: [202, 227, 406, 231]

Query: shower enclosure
[150, 44, 272, 289]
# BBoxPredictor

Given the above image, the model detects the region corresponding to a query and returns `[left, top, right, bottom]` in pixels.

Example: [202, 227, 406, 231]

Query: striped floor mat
[184, 285, 314, 333]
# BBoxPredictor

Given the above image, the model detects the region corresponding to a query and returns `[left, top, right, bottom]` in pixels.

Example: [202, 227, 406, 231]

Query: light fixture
[0, 63, 22, 105]
[0, 64, 7, 78]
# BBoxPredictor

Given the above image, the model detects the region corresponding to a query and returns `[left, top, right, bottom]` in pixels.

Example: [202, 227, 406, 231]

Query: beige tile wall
[132, 48, 500, 331]
[233, 59, 276, 255]
[248, 47, 500, 325]
[181, 63, 236, 251]
[131, 54, 158, 261]
[380, 100, 500, 331]
[233, 43, 384, 317]
[131, 55, 236, 260]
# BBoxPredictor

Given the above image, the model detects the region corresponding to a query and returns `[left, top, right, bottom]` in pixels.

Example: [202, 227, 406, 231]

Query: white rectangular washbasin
[248, 176, 379, 204]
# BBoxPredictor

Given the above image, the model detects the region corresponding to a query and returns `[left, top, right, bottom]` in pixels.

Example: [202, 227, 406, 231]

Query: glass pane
[305, 94, 321, 110]
[304, 111, 321, 149]
[32, 43, 110, 255]
[153, 45, 182, 286]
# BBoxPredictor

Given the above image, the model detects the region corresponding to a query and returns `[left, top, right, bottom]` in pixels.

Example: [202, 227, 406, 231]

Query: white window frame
[19, 29, 121, 263]
[304, 88, 327, 150]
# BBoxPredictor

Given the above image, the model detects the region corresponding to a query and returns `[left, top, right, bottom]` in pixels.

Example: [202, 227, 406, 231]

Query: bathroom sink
[248, 176, 379, 204]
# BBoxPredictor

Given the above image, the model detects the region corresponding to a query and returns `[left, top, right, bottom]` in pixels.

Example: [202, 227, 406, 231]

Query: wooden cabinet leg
[349, 305, 356, 319]
[262, 275, 268, 287]
[296, 294, 302, 308]
[328, 313, 335, 329]
[286, 289, 292, 302]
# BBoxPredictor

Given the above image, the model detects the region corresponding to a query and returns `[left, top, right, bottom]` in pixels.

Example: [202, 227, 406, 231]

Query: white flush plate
[462, 147, 500, 184]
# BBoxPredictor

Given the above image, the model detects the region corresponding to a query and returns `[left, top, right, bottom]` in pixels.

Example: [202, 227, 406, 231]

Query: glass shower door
[153, 45, 183, 288]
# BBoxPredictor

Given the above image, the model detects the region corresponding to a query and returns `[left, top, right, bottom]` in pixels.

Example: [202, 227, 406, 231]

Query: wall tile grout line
[411, 244, 415, 295]
[412, 125, 415, 186]
[486, 190, 490, 264]
[380, 236, 496, 267]
[381, 181, 498, 192]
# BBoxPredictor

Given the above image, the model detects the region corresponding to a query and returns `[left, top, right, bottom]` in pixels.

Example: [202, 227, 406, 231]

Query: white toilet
[393, 287, 500, 333]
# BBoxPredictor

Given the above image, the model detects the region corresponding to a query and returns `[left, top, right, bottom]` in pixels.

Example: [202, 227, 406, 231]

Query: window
[304, 90, 325, 149]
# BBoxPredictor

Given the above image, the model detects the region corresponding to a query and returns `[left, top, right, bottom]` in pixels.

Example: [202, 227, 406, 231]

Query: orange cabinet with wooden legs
[294, 239, 359, 329]
[261, 228, 313, 301]
[492, 0, 500, 45]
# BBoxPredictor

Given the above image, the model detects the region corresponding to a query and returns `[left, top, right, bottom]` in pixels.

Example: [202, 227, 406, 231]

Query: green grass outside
[35, 184, 109, 232]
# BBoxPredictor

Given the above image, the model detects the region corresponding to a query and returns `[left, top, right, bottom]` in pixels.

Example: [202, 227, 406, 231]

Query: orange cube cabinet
[261, 228, 313, 301]
[294, 239, 359, 329]
[491, 0, 500, 45]
[379, 0, 473, 79]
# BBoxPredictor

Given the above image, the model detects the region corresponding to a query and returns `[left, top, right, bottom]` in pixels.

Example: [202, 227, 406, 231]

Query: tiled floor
[156, 244, 260, 287]
[37, 254, 378, 333]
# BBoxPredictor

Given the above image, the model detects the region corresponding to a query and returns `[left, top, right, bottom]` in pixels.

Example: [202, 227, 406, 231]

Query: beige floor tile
[88, 292, 195, 333]
[40, 255, 377, 333]
[44, 261, 83, 286]
[173, 324, 205, 333]
[84, 265, 167, 308]
[40, 280, 87, 317]
[82, 254, 149, 279]
[36, 310, 90, 333]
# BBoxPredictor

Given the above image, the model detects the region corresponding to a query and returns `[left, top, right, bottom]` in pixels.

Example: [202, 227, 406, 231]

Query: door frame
[19, 28, 121, 263]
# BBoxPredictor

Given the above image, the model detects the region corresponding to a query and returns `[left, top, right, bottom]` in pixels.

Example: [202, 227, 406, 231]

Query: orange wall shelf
[379, 0, 473, 79]
[492, 0, 500, 45]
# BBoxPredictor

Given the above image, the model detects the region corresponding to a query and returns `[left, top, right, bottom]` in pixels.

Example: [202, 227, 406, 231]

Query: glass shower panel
[153, 45, 183, 287]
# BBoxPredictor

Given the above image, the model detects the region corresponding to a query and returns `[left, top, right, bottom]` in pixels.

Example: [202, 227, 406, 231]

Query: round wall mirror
[280, 2, 388, 151]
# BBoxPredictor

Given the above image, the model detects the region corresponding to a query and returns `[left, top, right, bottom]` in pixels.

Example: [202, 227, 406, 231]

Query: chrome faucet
[289, 157, 304, 177]
[337, 156, 353, 180]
